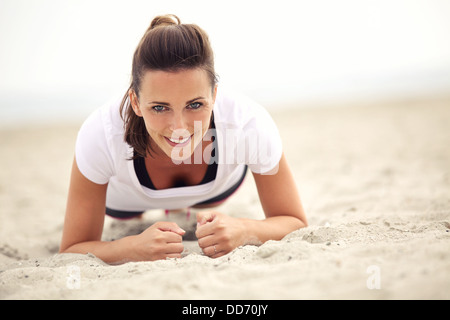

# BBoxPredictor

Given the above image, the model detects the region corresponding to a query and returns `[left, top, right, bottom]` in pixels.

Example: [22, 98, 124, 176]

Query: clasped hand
[133, 211, 245, 261]
[195, 211, 246, 258]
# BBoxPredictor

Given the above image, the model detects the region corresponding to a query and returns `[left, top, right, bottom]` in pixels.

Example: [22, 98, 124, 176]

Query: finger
[203, 244, 224, 258]
[165, 242, 184, 254]
[196, 211, 216, 226]
[165, 231, 183, 244]
[195, 220, 217, 239]
[211, 251, 227, 259]
[156, 221, 186, 235]
[197, 234, 216, 249]
[210, 244, 229, 259]
[165, 253, 183, 259]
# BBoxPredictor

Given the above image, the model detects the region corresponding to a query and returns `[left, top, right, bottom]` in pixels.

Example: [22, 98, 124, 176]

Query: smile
[164, 134, 193, 147]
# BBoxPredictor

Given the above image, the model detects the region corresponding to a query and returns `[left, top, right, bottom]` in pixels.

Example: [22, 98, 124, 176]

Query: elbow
[296, 216, 308, 229]
[300, 215, 308, 228]
[58, 245, 69, 254]
[58, 240, 76, 254]
[293, 210, 308, 229]
[297, 206, 308, 228]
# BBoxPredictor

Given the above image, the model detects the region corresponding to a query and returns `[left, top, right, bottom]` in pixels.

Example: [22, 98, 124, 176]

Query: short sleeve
[245, 105, 283, 175]
[75, 108, 114, 184]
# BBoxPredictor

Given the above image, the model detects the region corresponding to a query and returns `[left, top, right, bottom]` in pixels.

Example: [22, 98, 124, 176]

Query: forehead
[140, 68, 211, 99]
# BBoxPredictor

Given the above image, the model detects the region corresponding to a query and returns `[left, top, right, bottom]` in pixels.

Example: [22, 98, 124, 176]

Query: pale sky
[1, 0, 450, 124]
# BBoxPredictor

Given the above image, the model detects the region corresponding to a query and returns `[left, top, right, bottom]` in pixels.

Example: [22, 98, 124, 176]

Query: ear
[129, 89, 143, 117]
[212, 84, 218, 105]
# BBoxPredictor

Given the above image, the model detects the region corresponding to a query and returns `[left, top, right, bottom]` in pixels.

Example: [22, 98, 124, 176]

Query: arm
[196, 153, 307, 257]
[59, 158, 185, 264]
[244, 152, 307, 241]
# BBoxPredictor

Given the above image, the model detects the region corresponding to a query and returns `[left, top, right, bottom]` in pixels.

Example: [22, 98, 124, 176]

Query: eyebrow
[147, 96, 206, 106]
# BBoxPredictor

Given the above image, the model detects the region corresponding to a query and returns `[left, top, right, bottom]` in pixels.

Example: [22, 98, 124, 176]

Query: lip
[164, 134, 193, 147]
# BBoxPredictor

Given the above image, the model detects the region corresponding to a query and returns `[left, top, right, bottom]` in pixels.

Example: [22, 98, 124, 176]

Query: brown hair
[120, 14, 218, 159]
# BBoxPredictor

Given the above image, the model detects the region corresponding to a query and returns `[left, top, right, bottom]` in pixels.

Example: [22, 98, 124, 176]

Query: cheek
[142, 115, 166, 134]
[193, 111, 212, 130]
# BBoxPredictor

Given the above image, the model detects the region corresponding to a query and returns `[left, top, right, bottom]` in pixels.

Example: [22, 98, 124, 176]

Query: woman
[59, 14, 307, 264]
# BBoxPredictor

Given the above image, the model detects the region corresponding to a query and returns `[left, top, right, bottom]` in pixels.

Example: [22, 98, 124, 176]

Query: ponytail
[120, 14, 217, 159]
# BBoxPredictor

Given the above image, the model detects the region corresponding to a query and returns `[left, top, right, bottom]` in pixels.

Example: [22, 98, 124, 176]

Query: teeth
[168, 136, 190, 144]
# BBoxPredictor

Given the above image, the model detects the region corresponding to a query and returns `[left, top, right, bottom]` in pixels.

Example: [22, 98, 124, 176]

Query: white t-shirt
[75, 87, 282, 211]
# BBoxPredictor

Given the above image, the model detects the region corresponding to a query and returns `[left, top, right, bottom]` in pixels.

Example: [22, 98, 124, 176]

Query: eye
[188, 102, 202, 110]
[152, 105, 167, 112]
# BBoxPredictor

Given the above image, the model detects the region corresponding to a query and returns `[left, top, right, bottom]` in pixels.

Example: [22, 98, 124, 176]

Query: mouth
[164, 134, 193, 147]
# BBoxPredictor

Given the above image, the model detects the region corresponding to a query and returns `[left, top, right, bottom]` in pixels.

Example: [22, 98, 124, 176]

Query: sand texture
[1, 97, 449, 299]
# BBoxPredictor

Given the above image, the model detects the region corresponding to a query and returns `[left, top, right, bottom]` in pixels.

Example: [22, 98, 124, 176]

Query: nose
[169, 111, 188, 132]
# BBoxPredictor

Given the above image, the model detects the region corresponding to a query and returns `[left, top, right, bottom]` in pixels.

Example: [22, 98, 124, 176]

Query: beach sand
[1, 96, 449, 299]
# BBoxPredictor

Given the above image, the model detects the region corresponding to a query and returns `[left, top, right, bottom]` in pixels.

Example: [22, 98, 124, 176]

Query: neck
[146, 139, 212, 168]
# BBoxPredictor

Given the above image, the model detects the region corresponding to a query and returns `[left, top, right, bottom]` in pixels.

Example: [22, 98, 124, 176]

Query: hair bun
[149, 14, 181, 30]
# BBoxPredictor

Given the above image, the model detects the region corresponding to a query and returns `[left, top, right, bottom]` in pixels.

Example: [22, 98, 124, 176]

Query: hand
[130, 221, 185, 261]
[195, 211, 246, 258]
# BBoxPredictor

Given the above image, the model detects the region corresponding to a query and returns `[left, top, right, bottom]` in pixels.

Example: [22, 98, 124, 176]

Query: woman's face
[130, 68, 217, 162]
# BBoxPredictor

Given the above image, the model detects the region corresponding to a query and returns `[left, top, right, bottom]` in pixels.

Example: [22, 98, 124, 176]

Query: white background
[1, 0, 449, 125]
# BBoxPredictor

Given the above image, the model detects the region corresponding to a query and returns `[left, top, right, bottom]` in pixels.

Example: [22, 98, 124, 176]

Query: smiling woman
[129, 68, 215, 162]
[122, 14, 218, 160]
[59, 14, 307, 264]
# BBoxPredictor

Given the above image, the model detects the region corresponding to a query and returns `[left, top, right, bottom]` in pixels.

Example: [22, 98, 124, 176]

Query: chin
[153, 132, 204, 163]
[169, 146, 195, 164]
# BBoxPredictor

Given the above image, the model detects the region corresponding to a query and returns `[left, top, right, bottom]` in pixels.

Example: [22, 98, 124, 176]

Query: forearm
[60, 236, 136, 265]
[241, 215, 306, 245]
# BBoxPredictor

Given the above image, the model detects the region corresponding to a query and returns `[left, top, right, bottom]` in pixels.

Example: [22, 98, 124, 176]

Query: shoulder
[80, 94, 124, 133]
[78, 93, 127, 151]
[214, 86, 272, 129]
[75, 93, 127, 184]
[214, 86, 283, 174]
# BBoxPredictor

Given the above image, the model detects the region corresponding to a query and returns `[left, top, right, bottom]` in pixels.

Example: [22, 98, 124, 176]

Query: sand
[1, 96, 449, 300]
